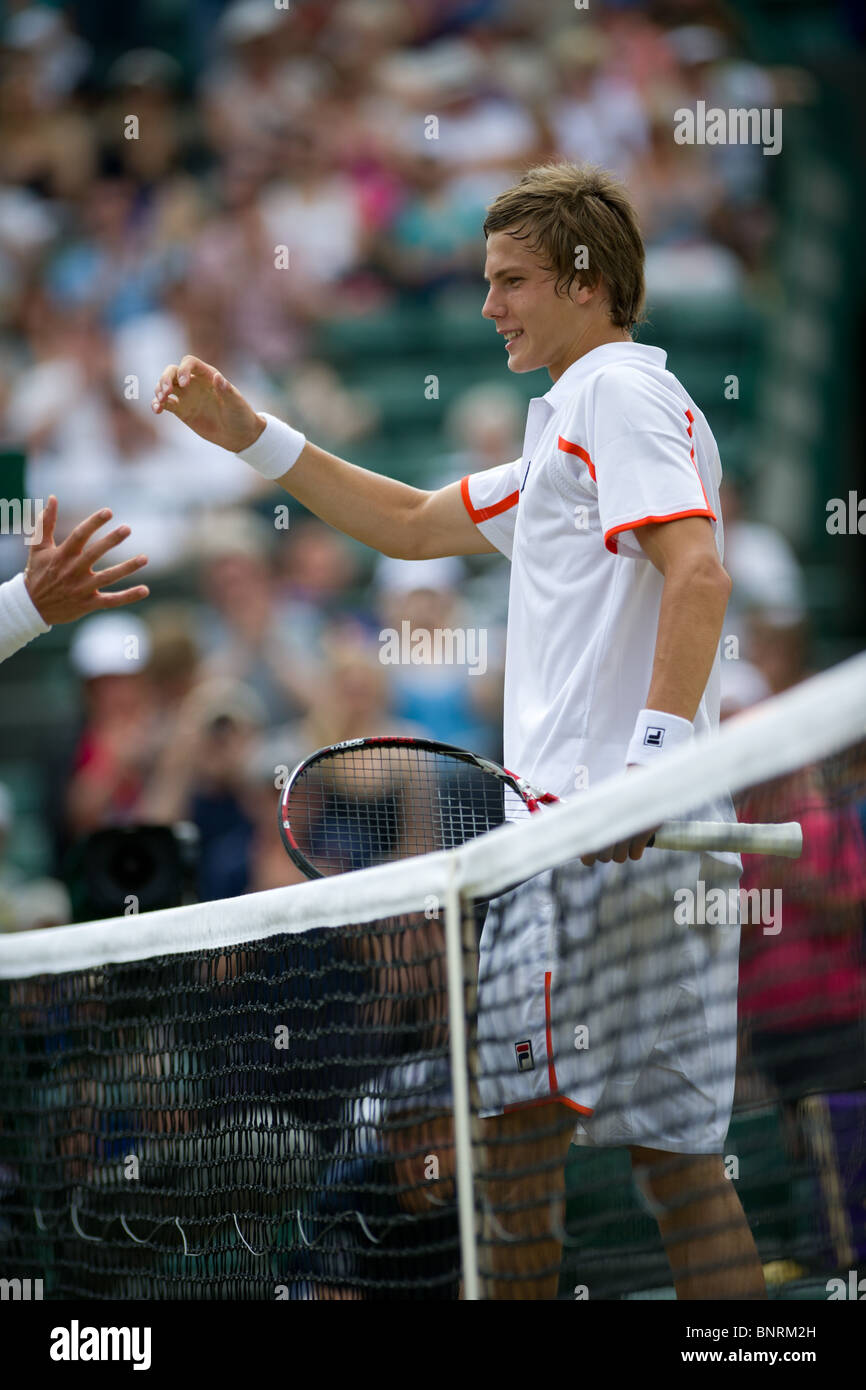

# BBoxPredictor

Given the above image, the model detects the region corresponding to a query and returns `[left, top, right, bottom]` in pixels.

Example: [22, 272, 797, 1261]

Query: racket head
[278, 736, 527, 880]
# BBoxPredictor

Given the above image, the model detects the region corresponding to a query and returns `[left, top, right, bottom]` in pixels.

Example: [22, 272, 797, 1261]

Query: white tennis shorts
[476, 850, 741, 1154]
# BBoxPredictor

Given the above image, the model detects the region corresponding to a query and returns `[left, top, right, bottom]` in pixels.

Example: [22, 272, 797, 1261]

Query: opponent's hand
[151, 354, 265, 453]
[580, 765, 658, 867]
[24, 498, 149, 625]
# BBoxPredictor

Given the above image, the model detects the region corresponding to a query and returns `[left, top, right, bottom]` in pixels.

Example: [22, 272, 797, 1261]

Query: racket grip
[649, 820, 803, 858]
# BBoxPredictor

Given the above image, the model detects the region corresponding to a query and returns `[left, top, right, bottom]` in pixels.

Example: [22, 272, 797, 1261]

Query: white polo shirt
[461, 341, 727, 821]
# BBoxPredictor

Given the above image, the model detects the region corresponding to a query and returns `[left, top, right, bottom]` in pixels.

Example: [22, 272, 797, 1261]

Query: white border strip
[0, 850, 452, 979]
[1, 650, 863, 980]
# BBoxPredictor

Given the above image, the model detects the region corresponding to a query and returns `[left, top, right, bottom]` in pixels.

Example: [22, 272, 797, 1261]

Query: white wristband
[237, 413, 306, 480]
[0, 570, 50, 664]
[626, 708, 694, 767]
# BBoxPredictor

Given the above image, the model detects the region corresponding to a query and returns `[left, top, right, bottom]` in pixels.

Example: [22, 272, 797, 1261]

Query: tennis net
[1, 653, 864, 1299]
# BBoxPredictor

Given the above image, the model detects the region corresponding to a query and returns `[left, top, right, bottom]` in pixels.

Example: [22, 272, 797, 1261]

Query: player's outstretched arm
[152, 356, 494, 560]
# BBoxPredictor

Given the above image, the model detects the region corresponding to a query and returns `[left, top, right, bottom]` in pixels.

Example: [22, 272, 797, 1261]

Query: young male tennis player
[152, 163, 764, 1301]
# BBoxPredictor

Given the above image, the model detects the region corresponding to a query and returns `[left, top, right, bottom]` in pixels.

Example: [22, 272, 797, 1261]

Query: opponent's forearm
[645, 563, 731, 721]
[264, 430, 429, 560]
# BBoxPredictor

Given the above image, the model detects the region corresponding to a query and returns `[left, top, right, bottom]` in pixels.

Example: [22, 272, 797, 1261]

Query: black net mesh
[1, 739, 865, 1300]
[0, 916, 458, 1299]
[545, 740, 866, 1300]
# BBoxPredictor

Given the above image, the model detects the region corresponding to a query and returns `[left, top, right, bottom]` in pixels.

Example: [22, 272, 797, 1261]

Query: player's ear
[572, 271, 603, 307]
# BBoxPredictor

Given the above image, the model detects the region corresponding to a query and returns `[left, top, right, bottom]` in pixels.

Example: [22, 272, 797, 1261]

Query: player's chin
[506, 350, 541, 374]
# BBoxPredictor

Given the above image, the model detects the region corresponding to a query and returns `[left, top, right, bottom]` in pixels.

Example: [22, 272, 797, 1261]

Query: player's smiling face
[482, 230, 593, 382]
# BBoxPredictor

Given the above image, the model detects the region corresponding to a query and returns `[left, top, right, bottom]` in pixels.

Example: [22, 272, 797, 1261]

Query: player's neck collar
[544, 342, 667, 406]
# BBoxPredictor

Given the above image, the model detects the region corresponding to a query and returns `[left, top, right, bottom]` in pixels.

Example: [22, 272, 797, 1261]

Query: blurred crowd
[0, 0, 818, 926]
[1, 3, 864, 1285]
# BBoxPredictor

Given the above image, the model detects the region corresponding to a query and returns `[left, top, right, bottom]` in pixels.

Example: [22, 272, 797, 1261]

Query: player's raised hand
[151, 355, 265, 453]
[24, 498, 149, 625]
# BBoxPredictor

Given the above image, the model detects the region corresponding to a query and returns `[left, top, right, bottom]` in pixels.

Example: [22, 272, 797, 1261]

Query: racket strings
[288, 745, 505, 877]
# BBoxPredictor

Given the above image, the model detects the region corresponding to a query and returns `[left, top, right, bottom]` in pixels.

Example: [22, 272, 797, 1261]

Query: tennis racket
[278, 735, 802, 880]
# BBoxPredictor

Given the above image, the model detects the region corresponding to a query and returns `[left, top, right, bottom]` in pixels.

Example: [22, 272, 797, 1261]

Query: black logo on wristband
[644, 727, 665, 747]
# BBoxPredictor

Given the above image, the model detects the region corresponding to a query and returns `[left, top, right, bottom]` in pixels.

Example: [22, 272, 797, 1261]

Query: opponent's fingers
[87, 554, 148, 589]
[61, 507, 114, 557]
[29, 495, 58, 550]
[79, 524, 132, 568]
[90, 584, 150, 610]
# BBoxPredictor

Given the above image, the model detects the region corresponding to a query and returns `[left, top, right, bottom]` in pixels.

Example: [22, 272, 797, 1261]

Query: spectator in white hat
[64, 610, 156, 838]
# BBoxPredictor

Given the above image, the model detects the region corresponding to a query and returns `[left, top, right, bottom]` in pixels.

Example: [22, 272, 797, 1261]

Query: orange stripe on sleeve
[684, 408, 711, 510]
[557, 435, 596, 481]
[460, 474, 519, 525]
[604, 507, 717, 555]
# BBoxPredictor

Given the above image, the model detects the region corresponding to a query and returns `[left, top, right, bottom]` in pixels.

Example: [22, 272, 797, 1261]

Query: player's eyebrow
[483, 266, 527, 284]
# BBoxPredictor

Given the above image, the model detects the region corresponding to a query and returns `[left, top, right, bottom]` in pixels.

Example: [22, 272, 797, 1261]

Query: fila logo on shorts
[515, 1040, 535, 1072]
[460, 341, 725, 812]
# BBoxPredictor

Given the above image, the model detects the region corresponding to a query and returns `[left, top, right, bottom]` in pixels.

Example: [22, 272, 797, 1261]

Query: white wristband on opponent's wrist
[237, 413, 307, 480]
[626, 708, 694, 767]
